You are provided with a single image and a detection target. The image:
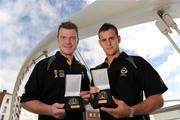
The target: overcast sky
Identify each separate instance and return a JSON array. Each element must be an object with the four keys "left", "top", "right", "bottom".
[
  {"left": 0, "top": 0, "right": 94, "bottom": 92},
  {"left": 0, "top": 0, "right": 180, "bottom": 103}
]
